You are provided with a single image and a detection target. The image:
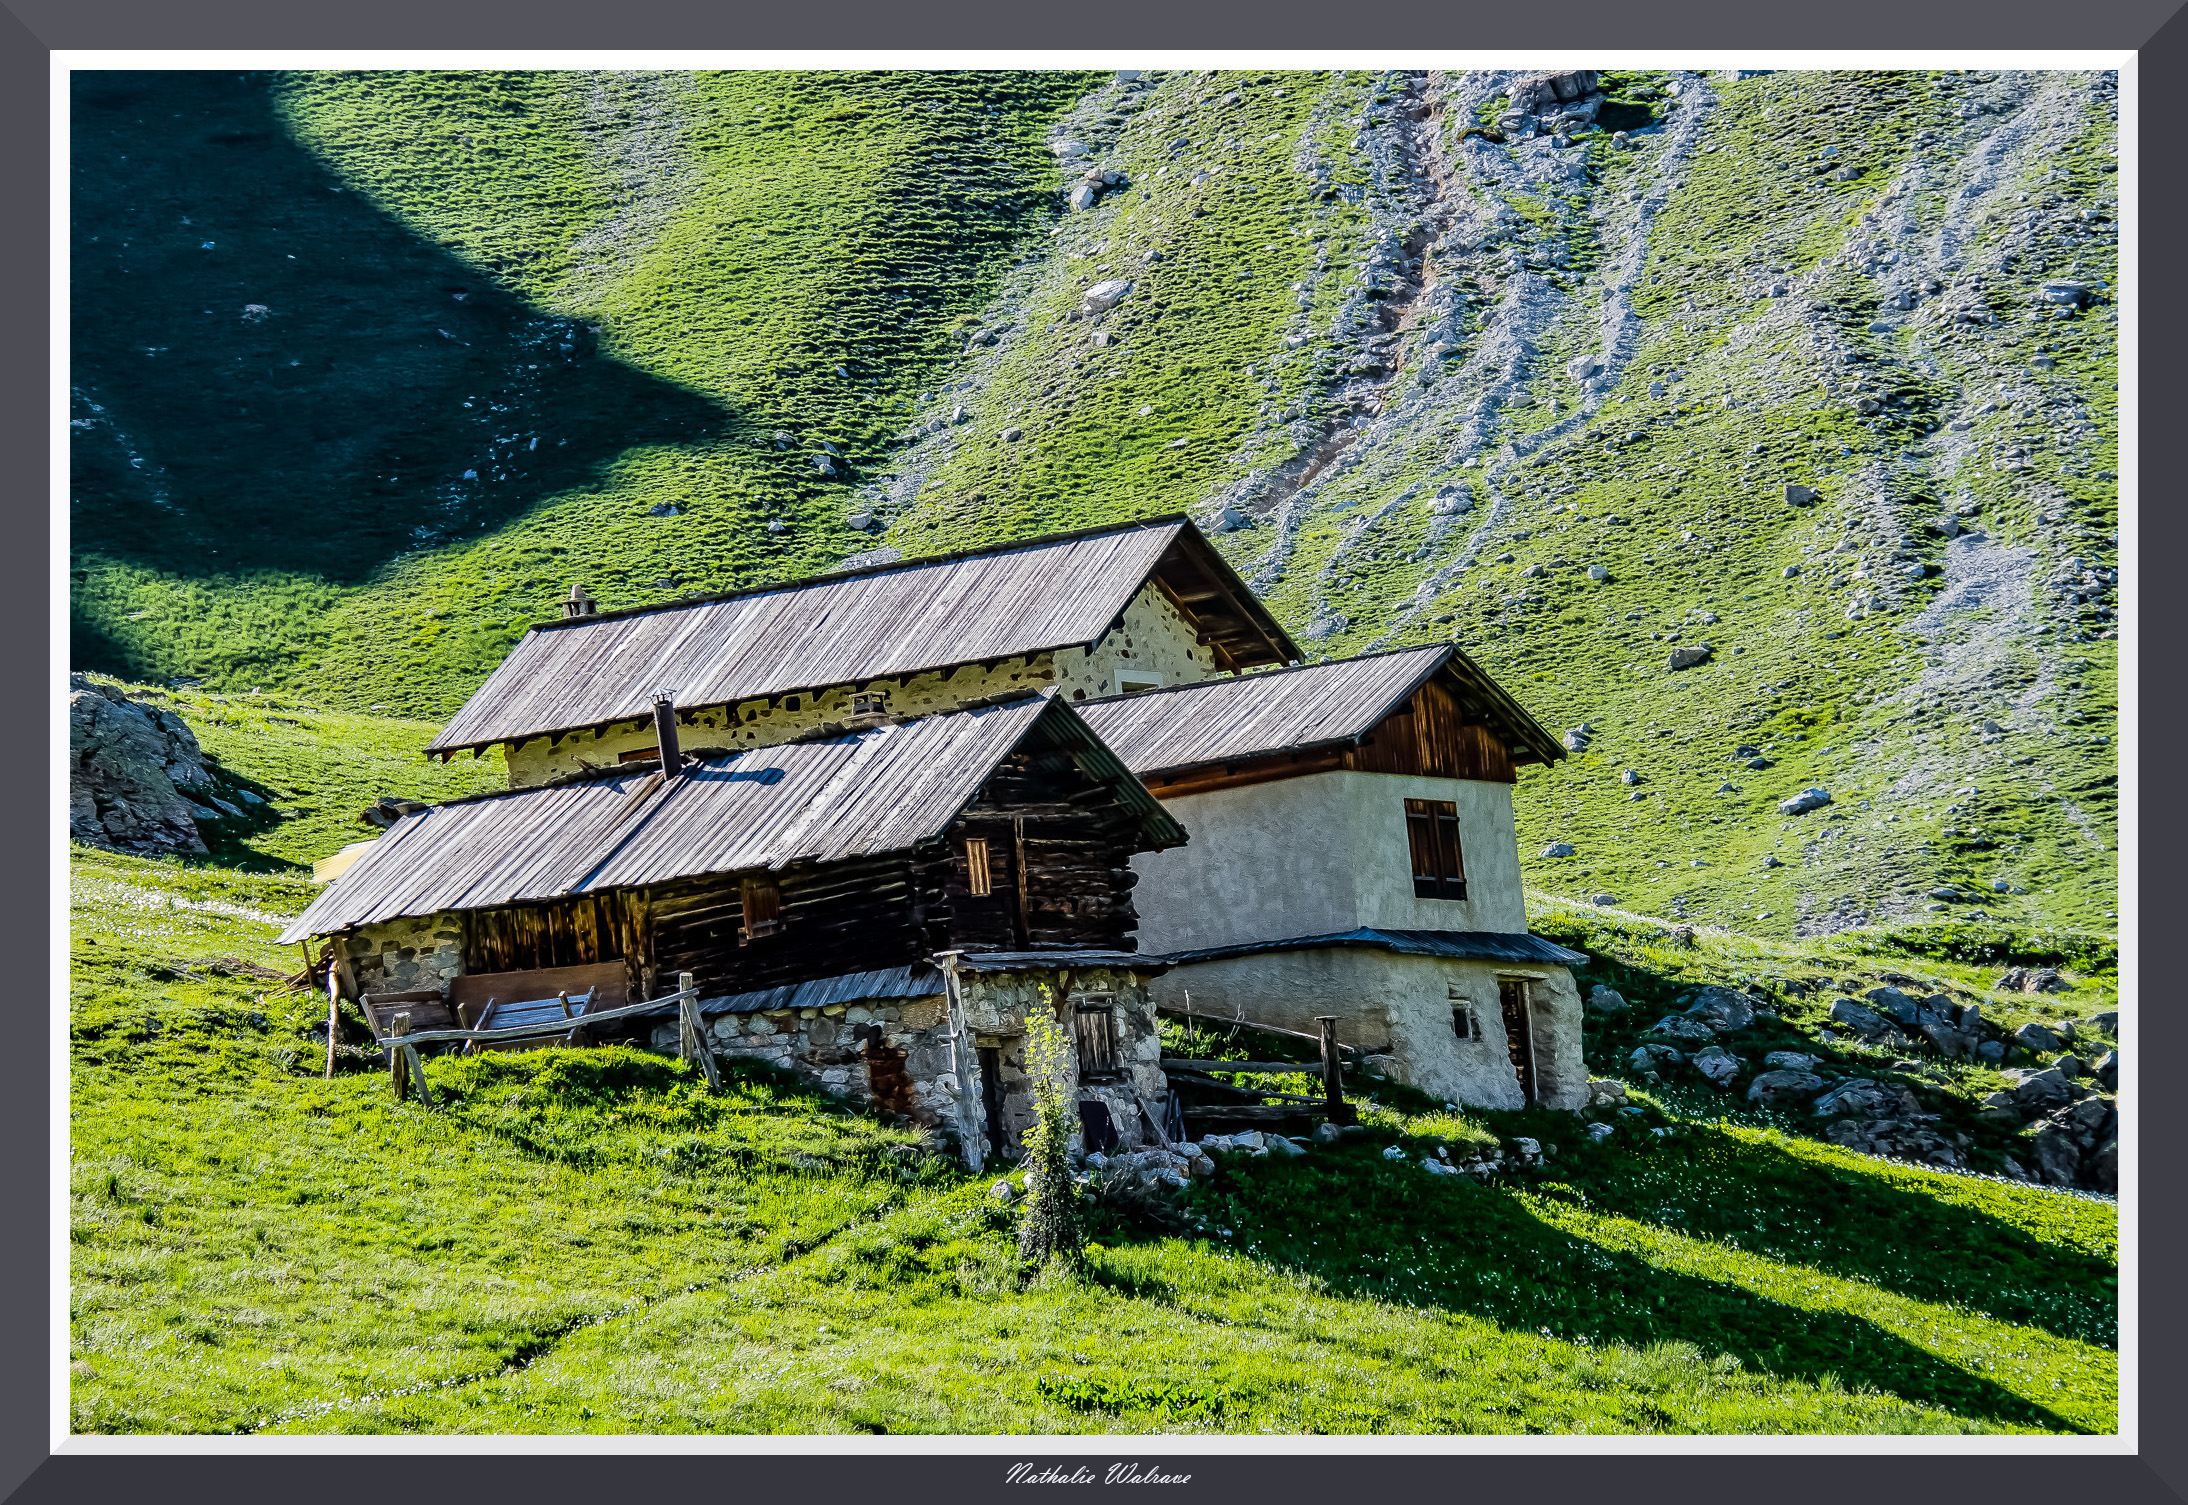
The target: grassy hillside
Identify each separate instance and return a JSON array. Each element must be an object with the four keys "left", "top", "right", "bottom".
[
  {"left": 68, "top": 66, "right": 2118, "bottom": 941},
  {"left": 69, "top": 842, "right": 2114, "bottom": 1434}
]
